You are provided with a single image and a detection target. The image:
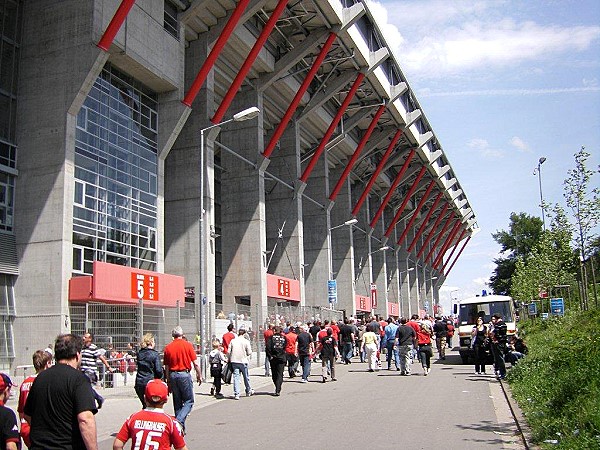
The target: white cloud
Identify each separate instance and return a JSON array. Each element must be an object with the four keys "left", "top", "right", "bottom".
[
  {"left": 366, "top": 0, "right": 600, "bottom": 79},
  {"left": 510, "top": 136, "right": 530, "bottom": 152},
  {"left": 472, "top": 277, "right": 490, "bottom": 287},
  {"left": 467, "top": 138, "right": 503, "bottom": 159}
]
